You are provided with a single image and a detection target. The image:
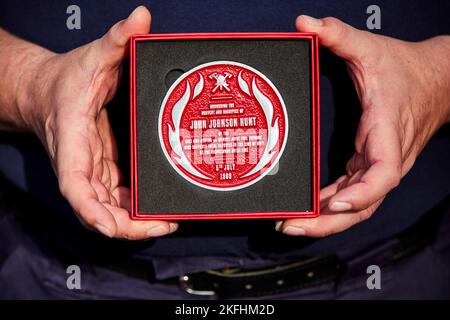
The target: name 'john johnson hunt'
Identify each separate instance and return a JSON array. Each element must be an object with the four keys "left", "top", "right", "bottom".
[{"left": 189, "top": 116, "right": 257, "bottom": 130}]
